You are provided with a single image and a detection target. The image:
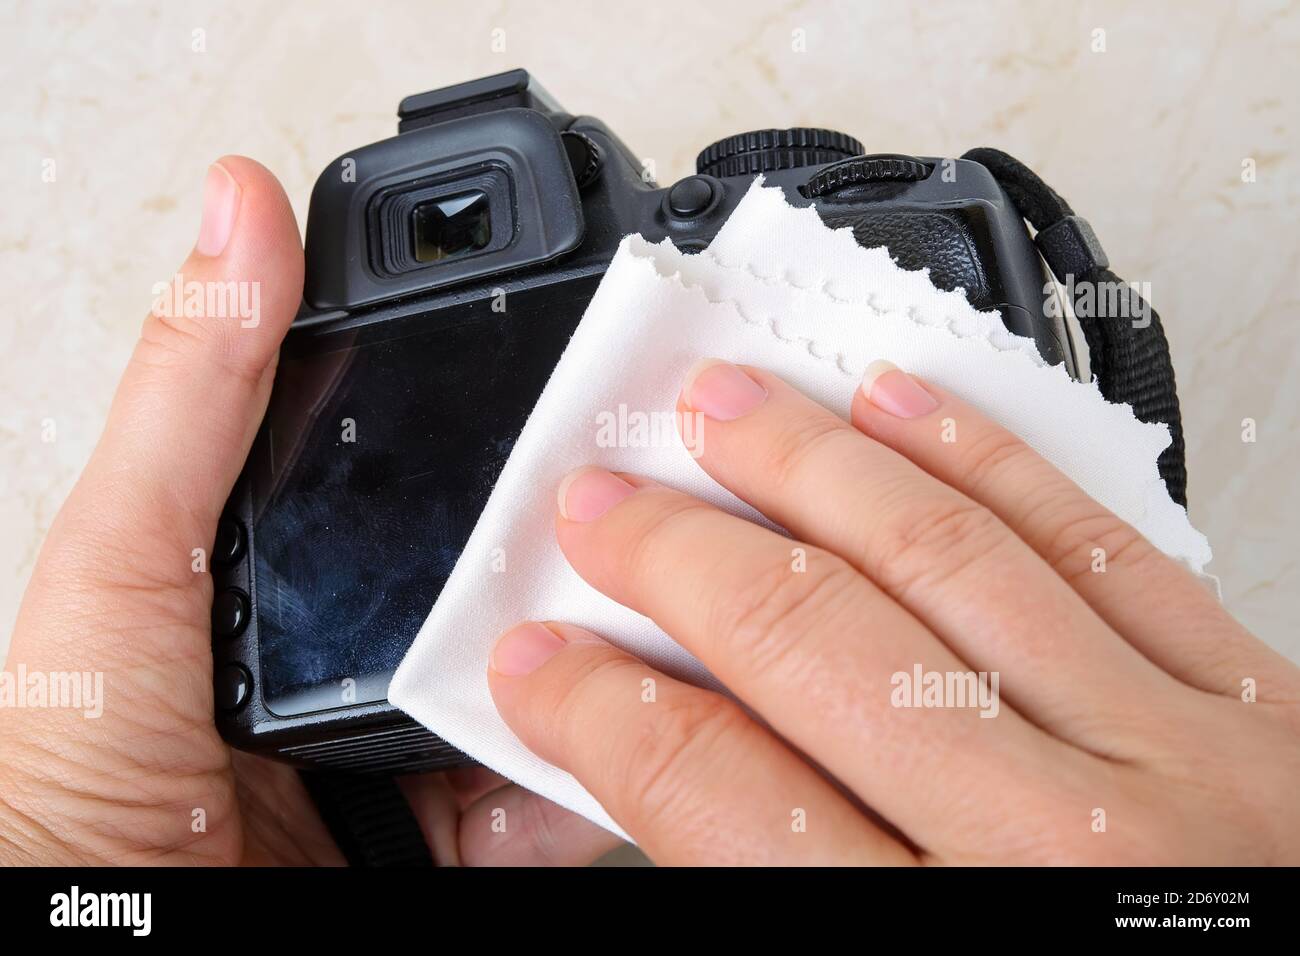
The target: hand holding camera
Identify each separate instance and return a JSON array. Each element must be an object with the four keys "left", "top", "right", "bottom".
[
  {"left": 0, "top": 156, "right": 618, "bottom": 867},
  {"left": 1, "top": 73, "right": 1294, "bottom": 867}
]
